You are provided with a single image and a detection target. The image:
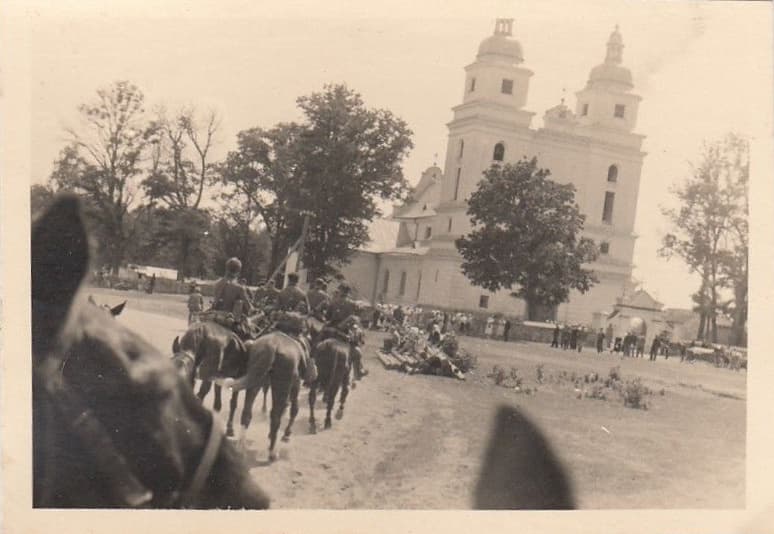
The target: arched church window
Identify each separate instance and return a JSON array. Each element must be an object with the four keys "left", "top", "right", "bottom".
[
  {"left": 470, "top": 78, "right": 476, "bottom": 92},
  {"left": 607, "top": 164, "right": 618, "bottom": 182},
  {"left": 458, "top": 139, "right": 464, "bottom": 159},
  {"left": 493, "top": 143, "right": 505, "bottom": 162}
]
